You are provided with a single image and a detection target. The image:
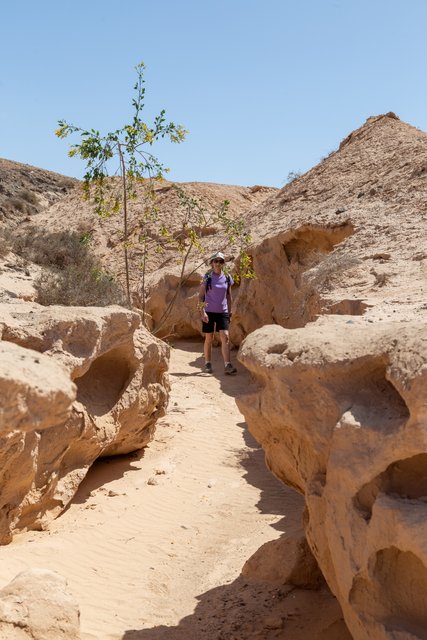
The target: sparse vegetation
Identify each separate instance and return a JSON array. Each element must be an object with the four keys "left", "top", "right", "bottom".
[
  {"left": 3, "top": 190, "right": 40, "bottom": 216},
  {"left": 56, "top": 62, "right": 254, "bottom": 326},
  {"left": 303, "top": 250, "right": 361, "bottom": 290},
  {"left": 10, "top": 226, "right": 126, "bottom": 306},
  {"left": 285, "top": 170, "right": 302, "bottom": 185},
  {"left": 35, "top": 263, "right": 126, "bottom": 307},
  {"left": 0, "top": 234, "right": 9, "bottom": 259},
  {"left": 6, "top": 197, "right": 27, "bottom": 213},
  {"left": 20, "top": 189, "right": 39, "bottom": 206}
]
